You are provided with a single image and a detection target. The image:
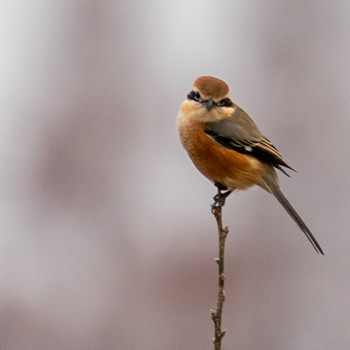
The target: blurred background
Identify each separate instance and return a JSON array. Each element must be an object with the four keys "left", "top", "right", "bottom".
[{"left": 1, "top": 1, "right": 349, "bottom": 349}]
